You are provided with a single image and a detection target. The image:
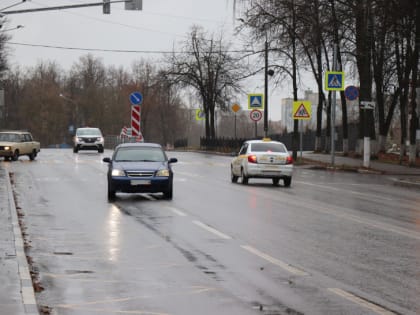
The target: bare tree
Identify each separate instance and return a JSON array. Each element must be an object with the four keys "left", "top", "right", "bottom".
[
  {"left": 167, "top": 25, "right": 244, "bottom": 139},
  {"left": 6, "top": 62, "right": 65, "bottom": 144},
  {"left": 68, "top": 54, "right": 107, "bottom": 128},
  {"left": 408, "top": 0, "right": 420, "bottom": 165},
  {"left": 0, "top": 19, "right": 11, "bottom": 77},
  {"left": 102, "top": 66, "right": 132, "bottom": 135}
]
